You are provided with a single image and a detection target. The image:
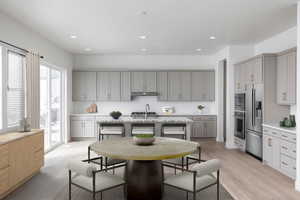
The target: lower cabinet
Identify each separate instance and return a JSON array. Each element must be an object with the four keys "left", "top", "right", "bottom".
[
  {"left": 191, "top": 116, "right": 217, "bottom": 138},
  {"left": 263, "top": 126, "right": 296, "bottom": 179},
  {"left": 71, "top": 117, "right": 96, "bottom": 138},
  {"left": 0, "top": 131, "right": 44, "bottom": 198}
]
